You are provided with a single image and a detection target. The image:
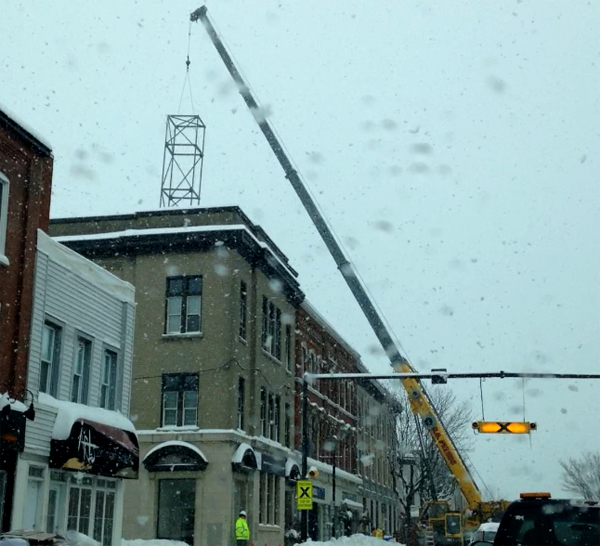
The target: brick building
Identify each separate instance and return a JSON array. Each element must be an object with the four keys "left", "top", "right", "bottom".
[{"left": 0, "top": 108, "right": 53, "bottom": 530}]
